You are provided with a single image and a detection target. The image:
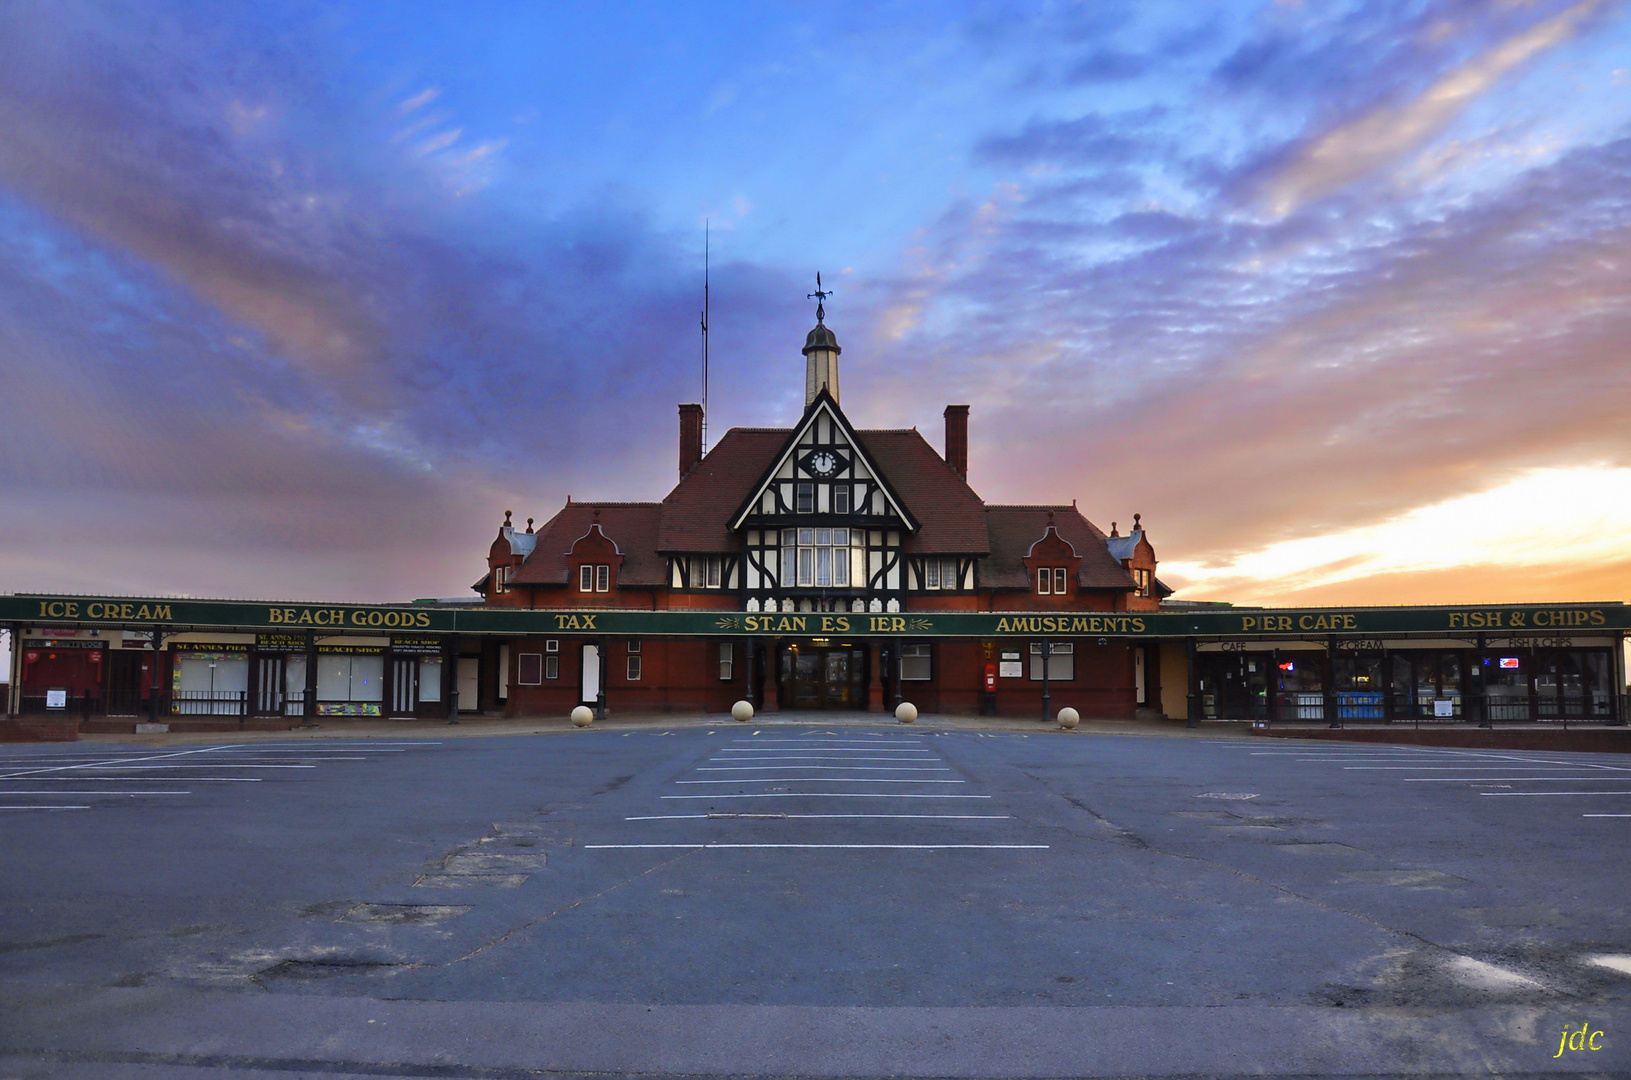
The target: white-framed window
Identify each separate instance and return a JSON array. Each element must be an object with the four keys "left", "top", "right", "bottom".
[
  {"left": 1029, "top": 642, "right": 1074, "bottom": 681},
  {"left": 1037, "top": 567, "right": 1067, "bottom": 595},
  {"left": 626, "top": 650, "right": 642, "bottom": 681},
  {"left": 689, "top": 555, "right": 722, "bottom": 588},
  {"left": 544, "top": 654, "right": 559, "bottom": 680},
  {"left": 580, "top": 564, "right": 594, "bottom": 592},
  {"left": 796, "top": 482, "right": 815, "bottom": 514},
  {"left": 922, "top": 558, "right": 959, "bottom": 590},
  {"left": 545, "top": 639, "right": 559, "bottom": 653},
  {"left": 782, "top": 528, "right": 853, "bottom": 588},
  {"left": 1133, "top": 568, "right": 1152, "bottom": 597},
  {"left": 1054, "top": 567, "right": 1067, "bottom": 594},
  {"left": 494, "top": 564, "right": 514, "bottom": 594},
  {"left": 596, "top": 564, "right": 610, "bottom": 592},
  {"left": 579, "top": 564, "right": 611, "bottom": 591},
  {"left": 900, "top": 643, "right": 932, "bottom": 681},
  {"left": 627, "top": 639, "right": 641, "bottom": 653},
  {"left": 518, "top": 653, "right": 543, "bottom": 686},
  {"left": 833, "top": 485, "right": 851, "bottom": 515},
  {"left": 719, "top": 643, "right": 734, "bottom": 680}
]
